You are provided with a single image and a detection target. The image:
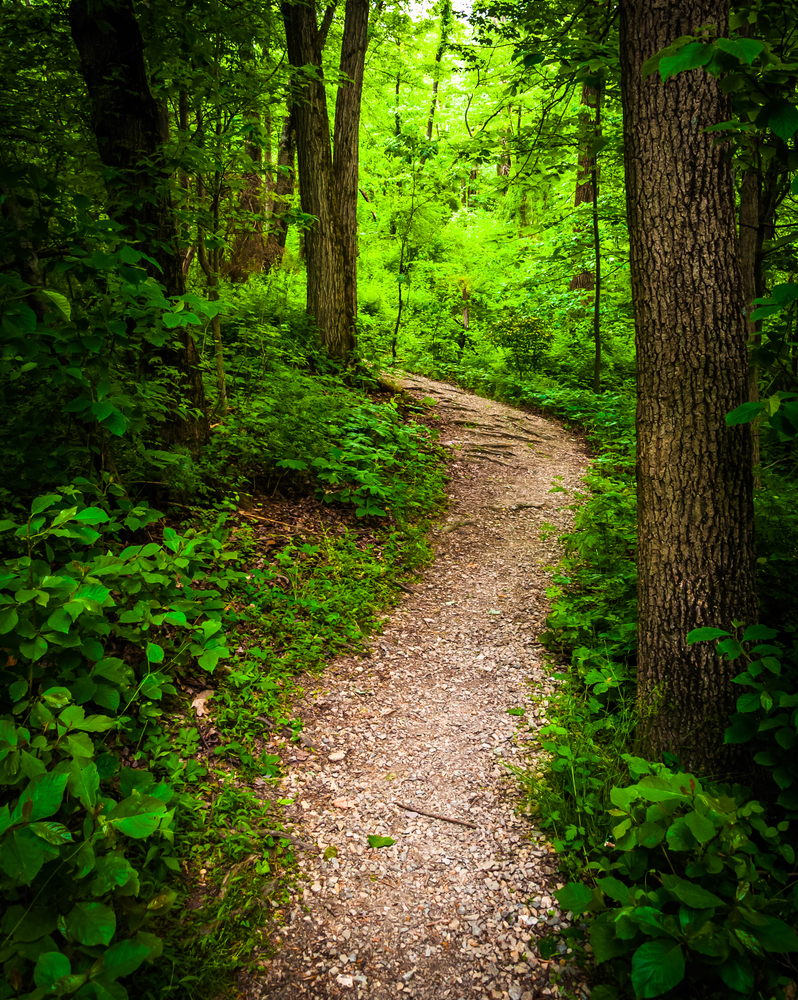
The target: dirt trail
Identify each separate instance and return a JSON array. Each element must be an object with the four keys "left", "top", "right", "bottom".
[{"left": 245, "top": 375, "right": 590, "bottom": 1000}]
